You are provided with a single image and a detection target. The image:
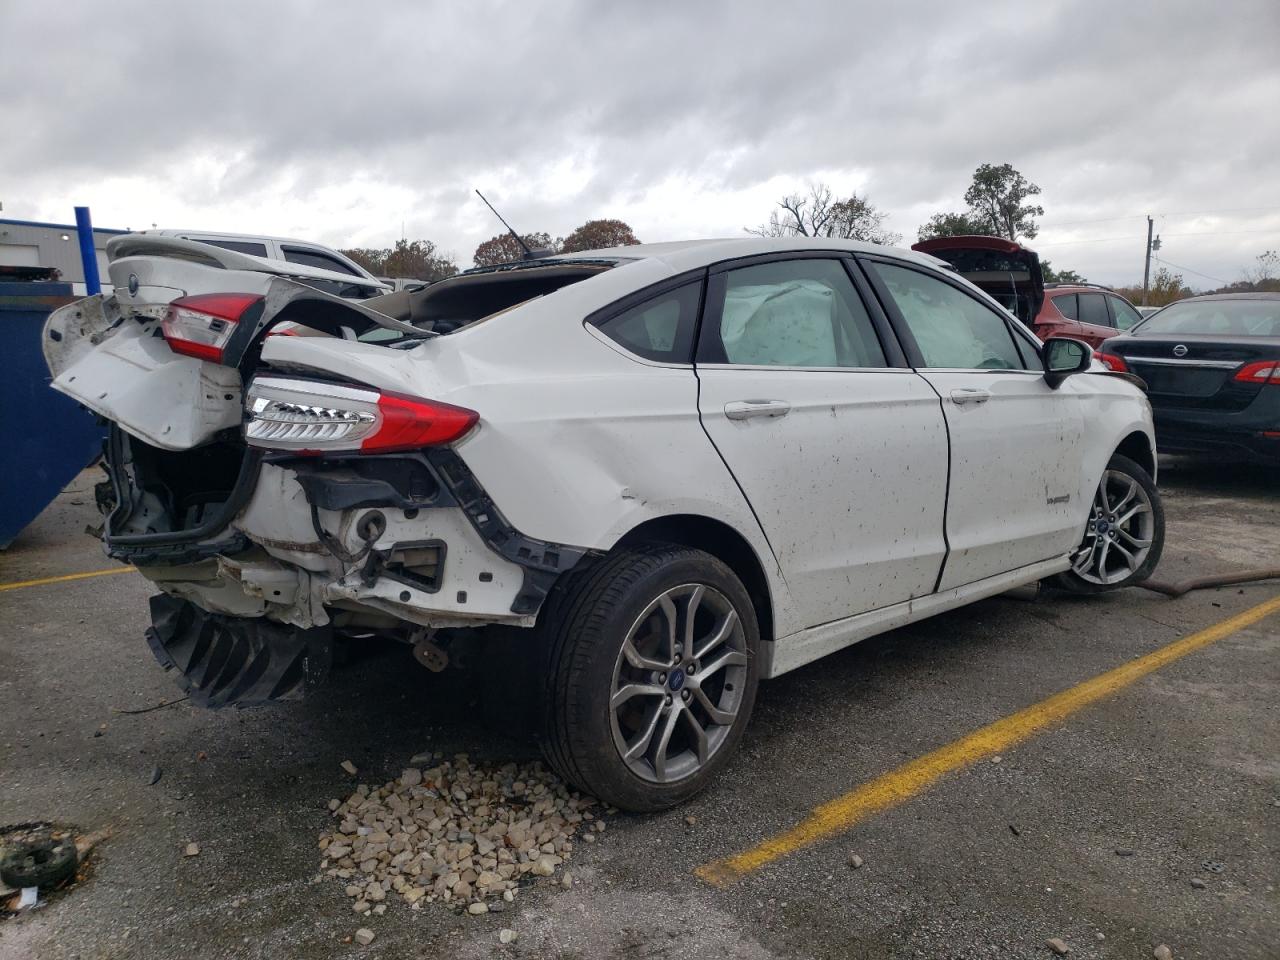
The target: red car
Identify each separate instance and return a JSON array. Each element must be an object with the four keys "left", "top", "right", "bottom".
[{"left": 911, "top": 236, "right": 1143, "bottom": 348}]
